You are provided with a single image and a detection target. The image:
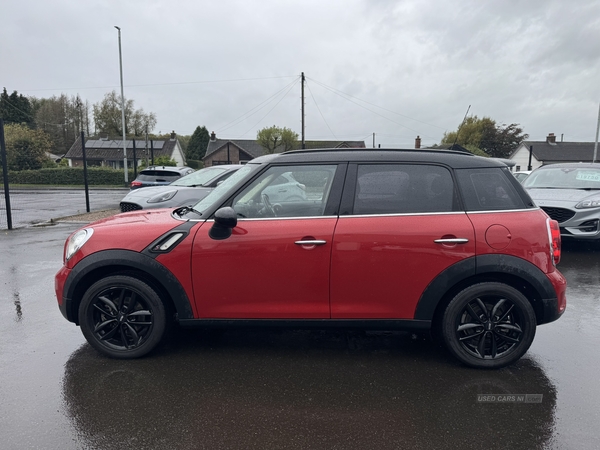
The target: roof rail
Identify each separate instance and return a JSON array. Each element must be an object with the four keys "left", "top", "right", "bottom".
[{"left": 283, "top": 147, "right": 474, "bottom": 156}]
